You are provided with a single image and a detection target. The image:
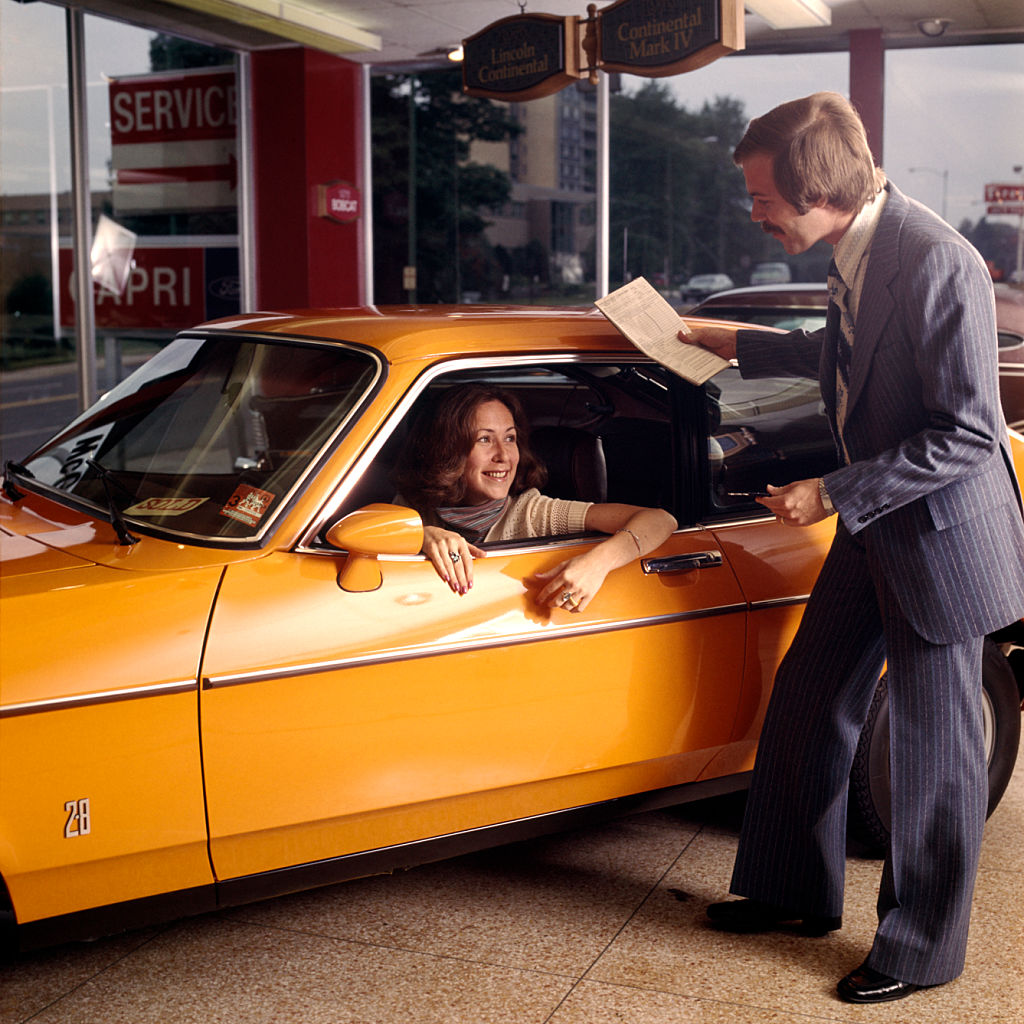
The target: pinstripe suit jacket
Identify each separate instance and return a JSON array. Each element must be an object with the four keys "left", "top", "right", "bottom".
[{"left": 737, "top": 182, "right": 1024, "bottom": 644}]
